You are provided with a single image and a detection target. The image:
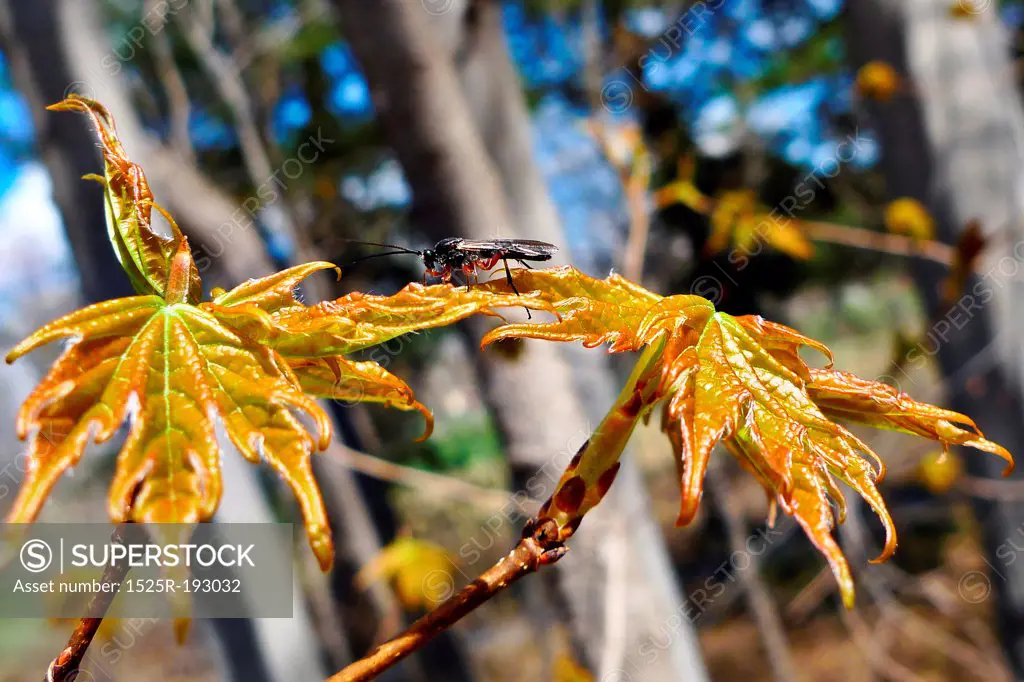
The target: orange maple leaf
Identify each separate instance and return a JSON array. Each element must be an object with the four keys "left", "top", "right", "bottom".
[
  {"left": 482, "top": 266, "right": 1012, "bottom": 605},
  {"left": 48, "top": 96, "right": 202, "bottom": 302},
  {"left": 6, "top": 248, "right": 547, "bottom": 569},
  {"left": 4, "top": 98, "right": 551, "bottom": 570}
]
